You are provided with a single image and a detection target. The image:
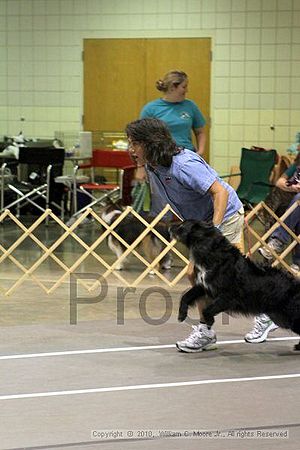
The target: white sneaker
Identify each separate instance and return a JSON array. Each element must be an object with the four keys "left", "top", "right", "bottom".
[
  {"left": 290, "top": 263, "right": 300, "bottom": 274},
  {"left": 244, "top": 314, "right": 279, "bottom": 343},
  {"left": 258, "top": 238, "right": 284, "bottom": 261},
  {"left": 176, "top": 324, "right": 217, "bottom": 353},
  {"left": 160, "top": 254, "right": 172, "bottom": 270}
]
